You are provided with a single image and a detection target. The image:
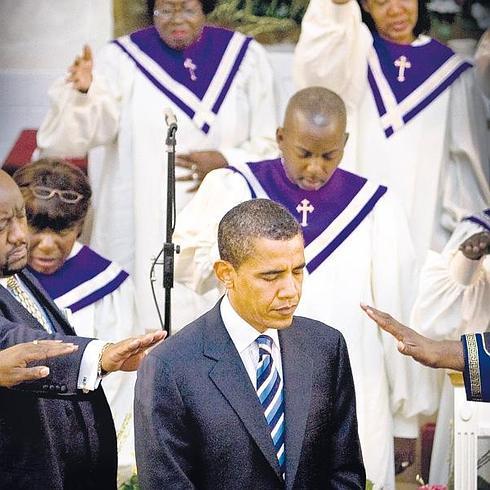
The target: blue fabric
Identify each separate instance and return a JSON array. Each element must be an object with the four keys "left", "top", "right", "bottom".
[{"left": 462, "top": 332, "right": 490, "bottom": 402}]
